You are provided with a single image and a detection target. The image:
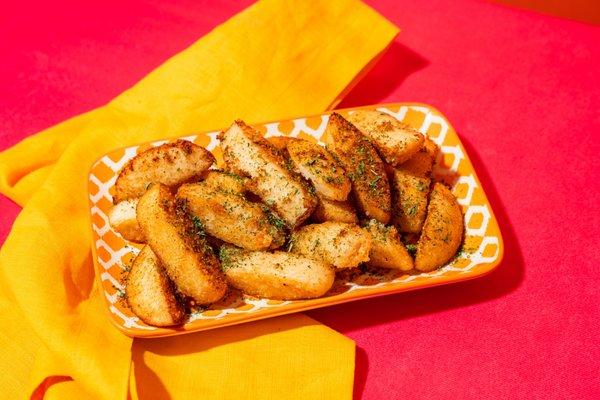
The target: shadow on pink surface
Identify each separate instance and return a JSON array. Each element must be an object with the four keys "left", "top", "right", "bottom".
[{"left": 339, "top": 41, "right": 429, "bottom": 108}]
